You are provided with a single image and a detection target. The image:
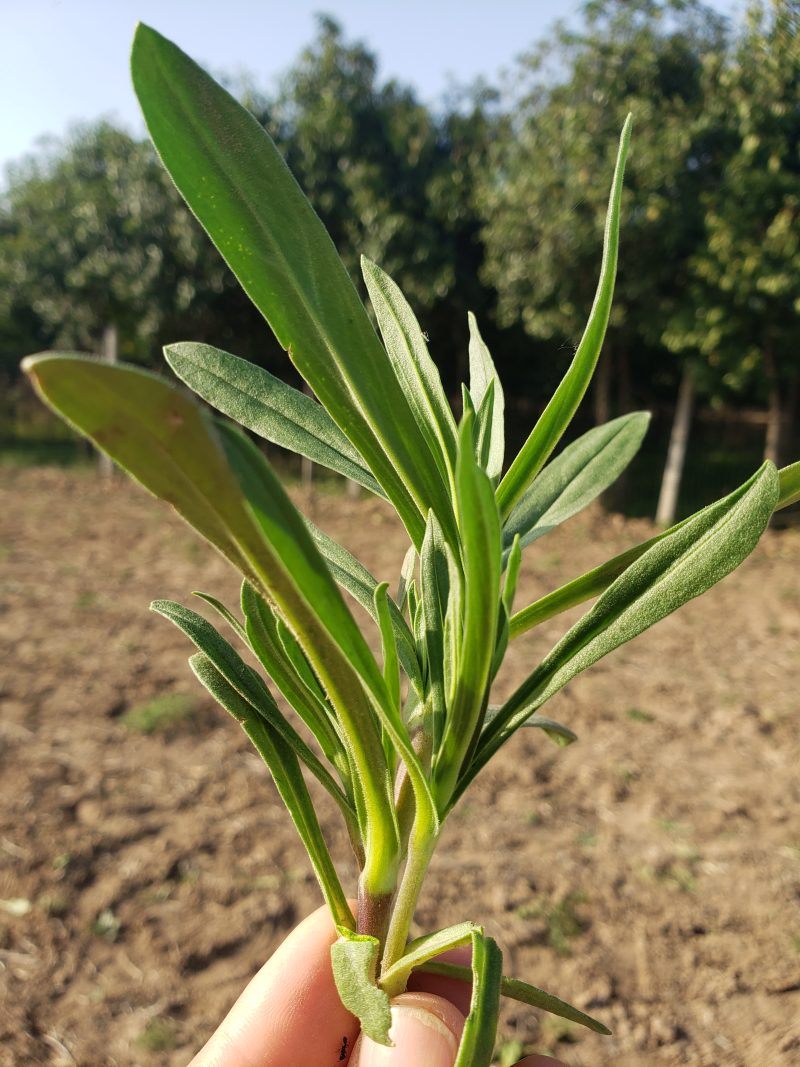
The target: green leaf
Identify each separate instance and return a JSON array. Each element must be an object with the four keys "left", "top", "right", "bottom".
[
  {"left": 453, "top": 930, "right": 503, "bottom": 1067},
  {"left": 473, "top": 378, "right": 497, "bottom": 476},
  {"left": 362, "top": 257, "right": 458, "bottom": 488},
  {"left": 433, "top": 413, "right": 502, "bottom": 808},
  {"left": 211, "top": 423, "right": 400, "bottom": 893},
  {"left": 510, "top": 454, "right": 799, "bottom": 641},
  {"left": 132, "top": 23, "right": 454, "bottom": 549},
  {"left": 239, "top": 582, "right": 346, "bottom": 771},
  {"left": 470, "top": 462, "right": 779, "bottom": 789},
  {"left": 307, "top": 520, "right": 422, "bottom": 696},
  {"left": 503, "top": 412, "right": 650, "bottom": 558},
  {"left": 417, "top": 962, "right": 610, "bottom": 1036},
  {"left": 468, "top": 312, "right": 504, "bottom": 481},
  {"left": 778, "top": 460, "right": 800, "bottom": 510},
  {"left": 331, "top": 927, "right": 393, "bottom": 1045},
  {"left": 151, "top": 599, "right": 351, "bottom": 812},
  {"left": 191, "top": 590, "right": 249, "bottom": 645},
  {"left": 190, "top": 652, "right": 353, "bottom": 929},
  {"left": 420, "top": 511, "right": 451, "bottom": 750},
  {"left": 396, "top": 544, "right": 417, "bottom": 611},
  {"left": 502, "top": 535, "right": 522, "bottom": 617},
  {"left": 484, "top": 707, "right": 577, "bottom": 748},
  {"left": 165, "top": 342, "right": 384, "bottom": 496},
  {"left": 380, "top": 921, "right": 478, "bottom": 999},
  {"left": 496, "top": 115, "right": 632, "bottom": 519},
  {"left": 374, "top": 583, "right": 401, "bottom": 713},
  {"left": 22, "top": 355, "right": 259, "bottom": 580}
]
